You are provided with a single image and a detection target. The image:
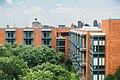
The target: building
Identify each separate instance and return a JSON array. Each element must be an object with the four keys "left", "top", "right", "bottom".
[
  {"left": 32, "top": 18, "right": 41, "bottom": 28},
  {"left": 71, "top": 23, "right": 77, "bottom": 28},
  {"left": 93, "top": 20, "right": 98, "bottom": 27},
  {"left": 78, "top": 21, "right": 84, "bottom": 28},
  {"left": 69, "top": 19, "right": 120, "bottom": 80},
  {"left": 0, "top": 19, "right": 120, "bottom": 80},
  {"left": 0, "top": 27, "right": 71, "bottom": 58},
  {"left": 58, "top": 25, "right": 66, "bottom": 28}
]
